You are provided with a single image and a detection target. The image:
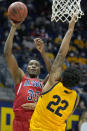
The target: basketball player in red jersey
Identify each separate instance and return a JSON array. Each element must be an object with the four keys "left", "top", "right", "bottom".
[{"left": 4, "top": 22, "right": 51, "bottom": 131}]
